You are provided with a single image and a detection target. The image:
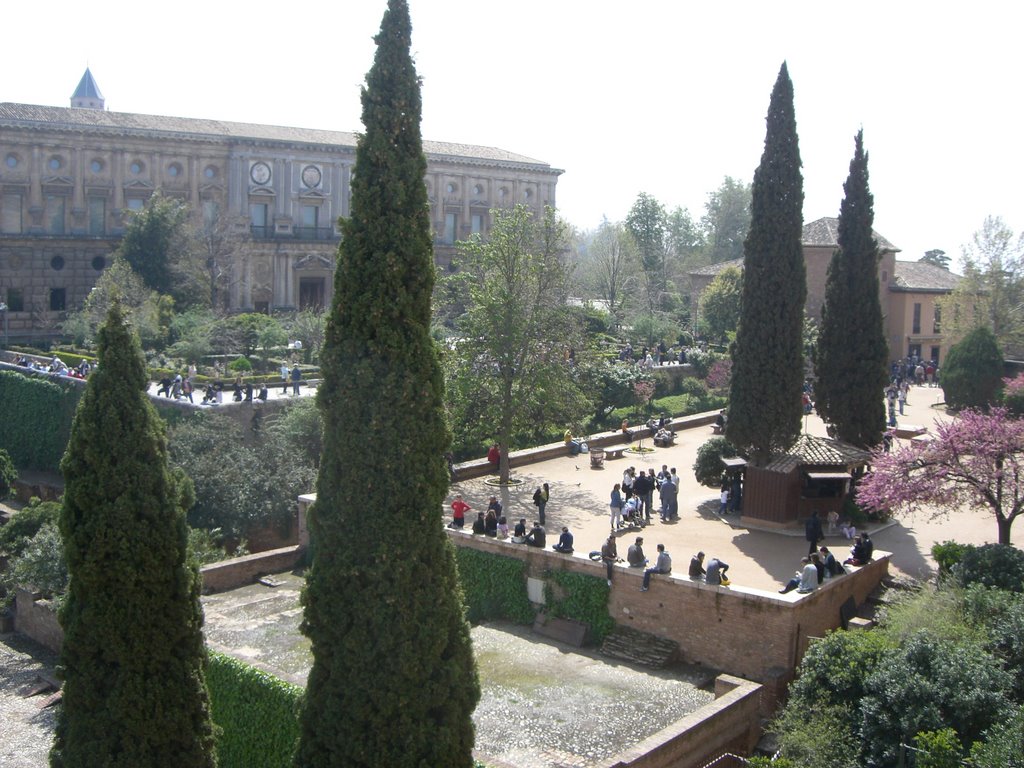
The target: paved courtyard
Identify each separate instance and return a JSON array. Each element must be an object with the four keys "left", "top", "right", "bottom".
[{"left": 451, "top": 385, "right": 999, "bottom": 593}]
